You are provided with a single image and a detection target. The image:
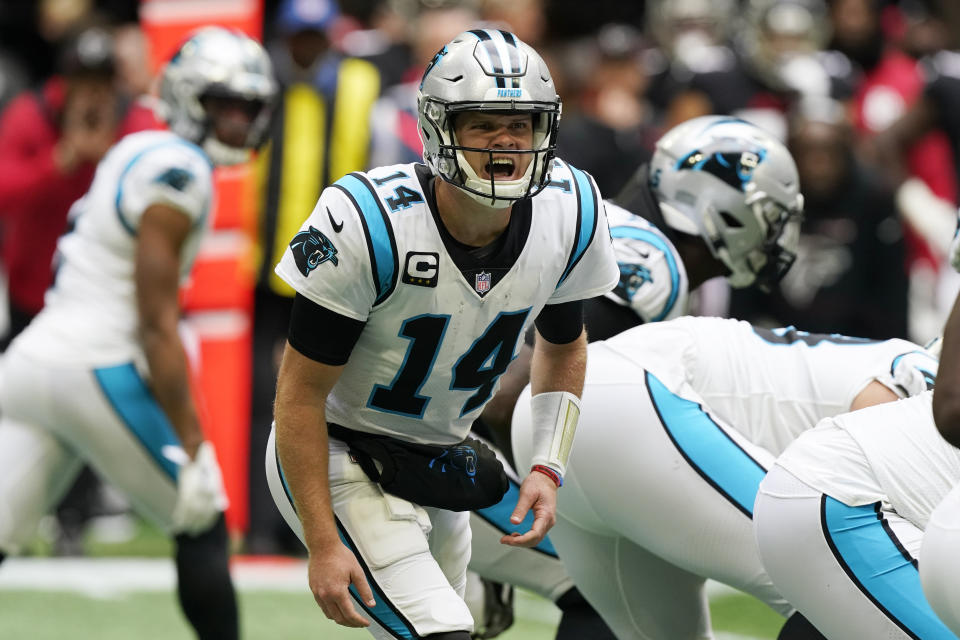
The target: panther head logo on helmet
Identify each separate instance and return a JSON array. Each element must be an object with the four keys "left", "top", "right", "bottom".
[{"left": 649, "top": 116, "right": 804, "bottom": 290}]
